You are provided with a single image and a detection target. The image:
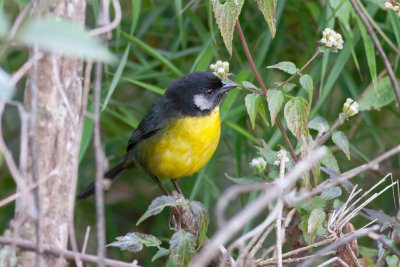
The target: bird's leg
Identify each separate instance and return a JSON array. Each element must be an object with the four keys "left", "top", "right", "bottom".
[
  {"left": 150, "top": 175, "right": 170, "bottom": 196},
  {"left": 171, "top": 179, "right": 183, "bottom": 196}
]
